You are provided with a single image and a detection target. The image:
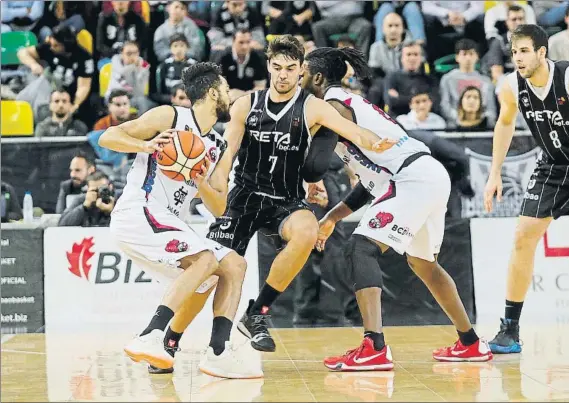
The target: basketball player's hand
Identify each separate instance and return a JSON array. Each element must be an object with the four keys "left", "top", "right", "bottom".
[
  {"left": 96, "top": 196, "right": 115, "bottom": 214},
  {"left": 483, "top": 174, "right": 503, "bottom": 213},
  {"left": 307, "top": 181, "right": 329, "bottom": 208},
  {"left": 142, "top": 129, "right": 177, "bottom": 153},
  {"left": 316, "top": 217, "right": 336, "bottom": 252},
  {"left": 194, "top": 157, "right": 212, "bottom": 188},
  {"left": 372, "top": 138, "right": 398, "bottom": 153}
]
